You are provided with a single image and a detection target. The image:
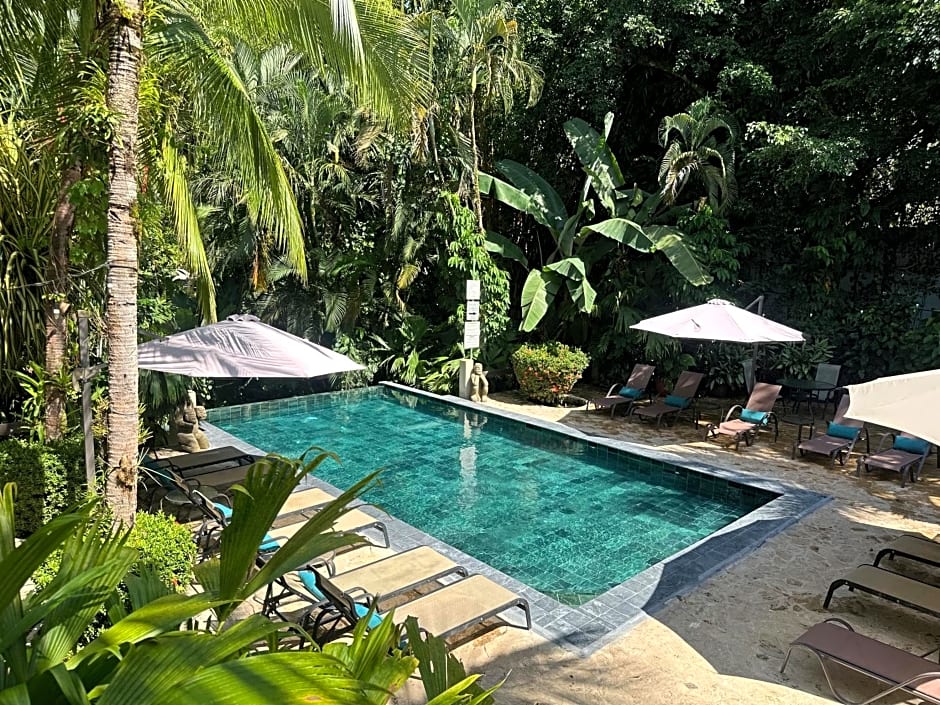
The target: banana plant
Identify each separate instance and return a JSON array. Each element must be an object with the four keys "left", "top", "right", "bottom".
[
  {"left": 0, "top": 452, "right": 497, "bottom": 704},
  {"left": 480, "top": 112, "right": 711, "bottom": 332}
]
